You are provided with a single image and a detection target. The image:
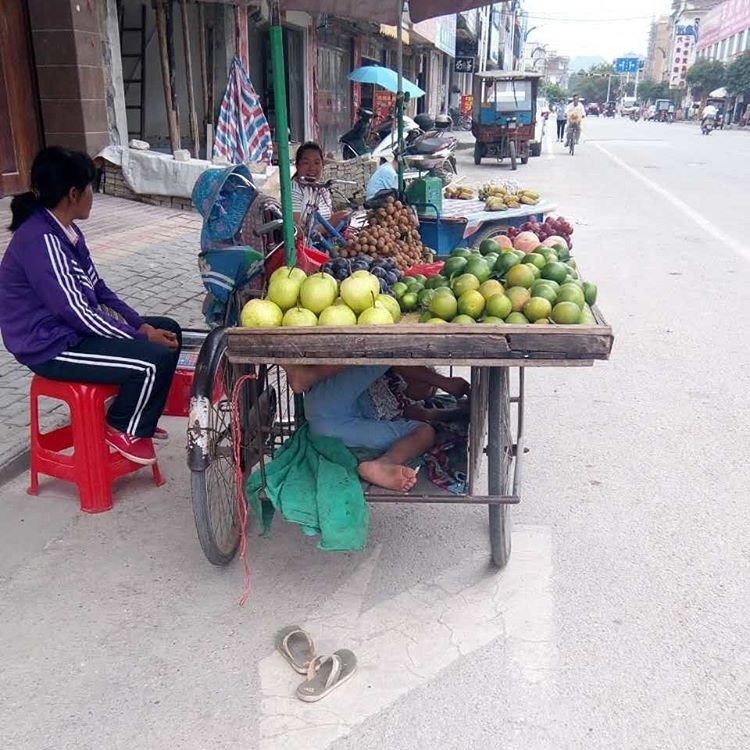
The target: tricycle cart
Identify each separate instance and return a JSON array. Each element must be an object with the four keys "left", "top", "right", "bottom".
[
  {"left": 187, "top": 320, "right": 613, "bottom": 569},
  {"left": 472, "top": 71, "right": 542, "bottom": 169},
  {"left": 417, "top": 197, "right": 556, "bottom": 254}
]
